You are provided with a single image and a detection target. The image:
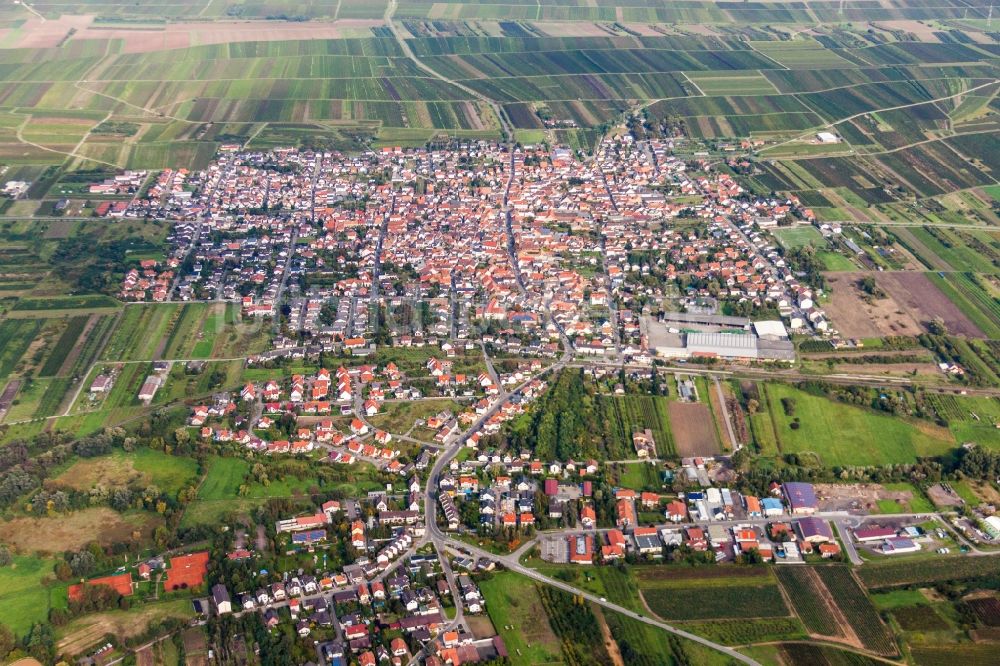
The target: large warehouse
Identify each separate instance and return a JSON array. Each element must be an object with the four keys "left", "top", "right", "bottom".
[
  {"left": 644, "top": 317, "right": 795, "bottom": 362},
  {"left": 686, "top": 332, "right": 757, "bottom": 358}
]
